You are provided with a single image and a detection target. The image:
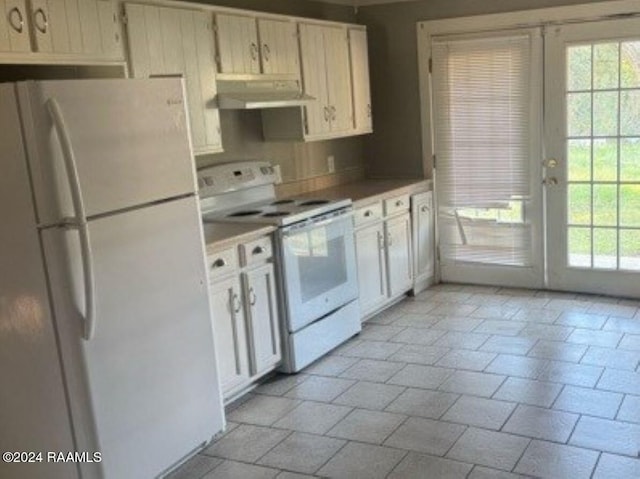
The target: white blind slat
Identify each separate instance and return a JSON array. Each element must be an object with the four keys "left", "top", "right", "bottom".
[{"left": 432, "top": 32, "right": 536, "bottom": 267}]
